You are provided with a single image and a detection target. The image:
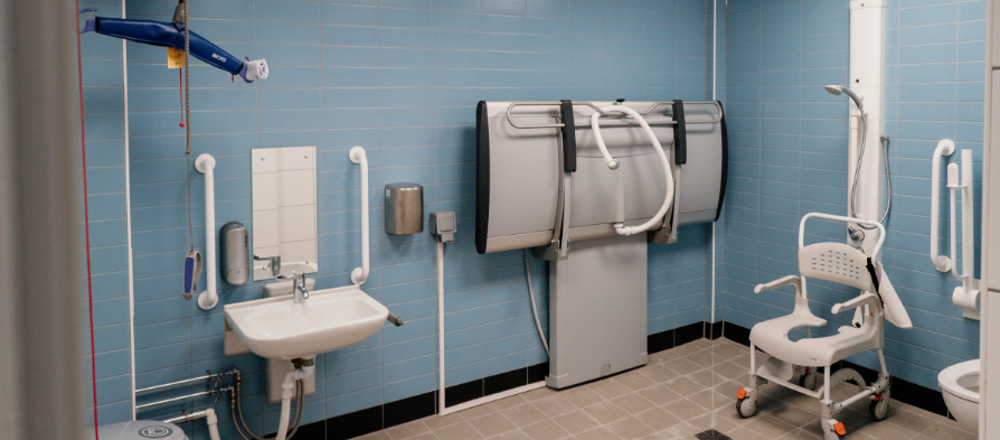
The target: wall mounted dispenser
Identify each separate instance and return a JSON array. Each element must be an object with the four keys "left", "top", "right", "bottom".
[
  {"left": 385, "top": 182, "right": 424, "bottom": 235},
  {"left": 220, "top": 221, "right": 249, "bottom": 285}
]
